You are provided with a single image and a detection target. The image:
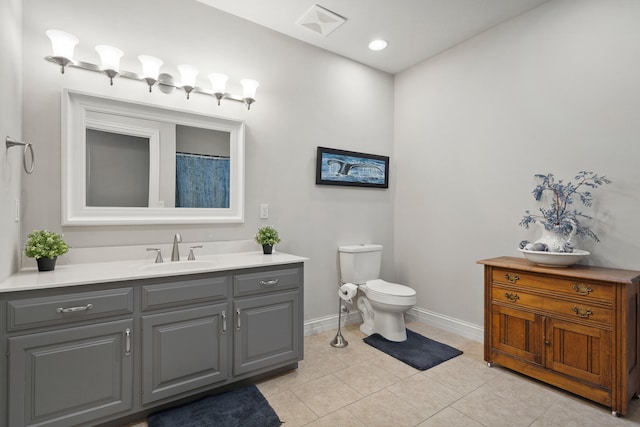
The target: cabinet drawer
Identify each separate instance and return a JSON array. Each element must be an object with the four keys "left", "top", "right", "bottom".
[
  {"left": 542, "top": 298, "right": 613, "bottom": 326},
  {"left": 493, "top": 269, "right": 614, "bottom": 302},
  {"left": 7, "top": 288, "right": 133, "bottom": 331},
  {"left": 234, "top": 268, "right": 300, "bottom": 297},
  {"left": 142, "top": 275, "right": 229, "bottom": 311},
  {"left": 491, "top": 284, "right": 543, "bottom": 311}
]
